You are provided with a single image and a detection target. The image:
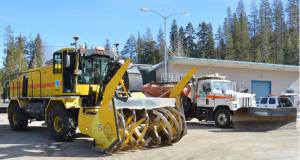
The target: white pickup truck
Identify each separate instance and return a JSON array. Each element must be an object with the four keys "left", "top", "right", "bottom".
[{"left": 183, "top": 73, "right": 256, "bottom": 128}]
